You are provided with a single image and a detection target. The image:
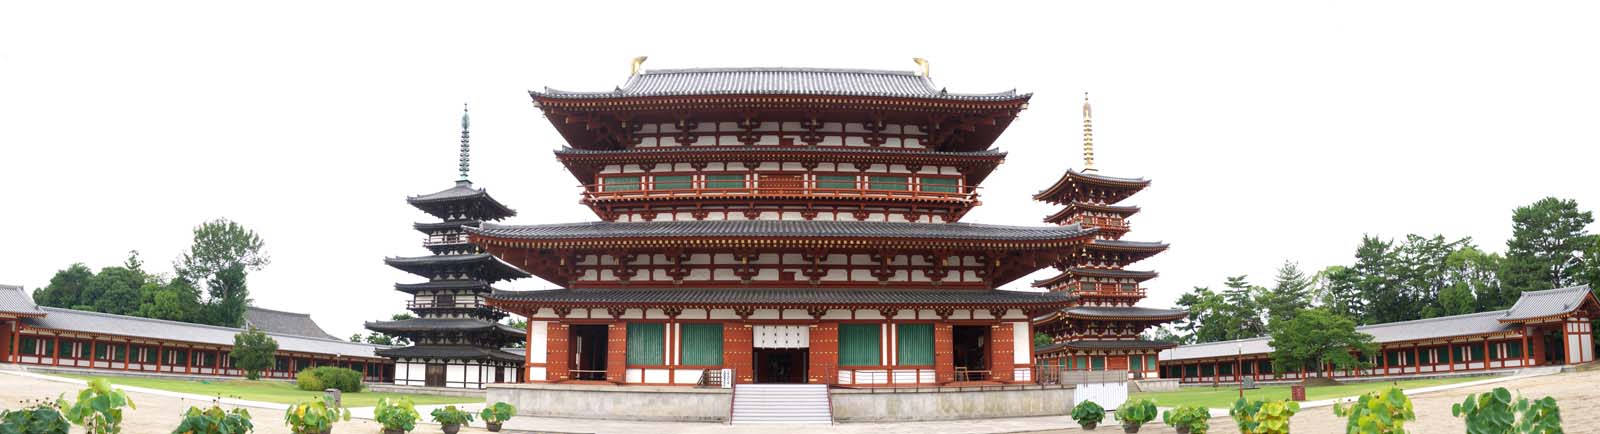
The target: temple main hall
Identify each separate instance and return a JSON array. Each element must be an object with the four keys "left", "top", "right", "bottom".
[{"left": 476, "top": 59, "right": 1168, "bottom": 388}]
